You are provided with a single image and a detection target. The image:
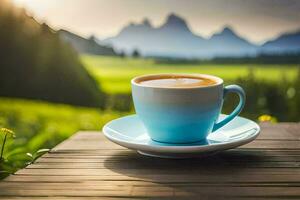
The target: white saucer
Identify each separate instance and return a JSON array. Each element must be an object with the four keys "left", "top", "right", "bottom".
[{"left": 103, "top": 114, "right": 260, "bottom": 158}]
